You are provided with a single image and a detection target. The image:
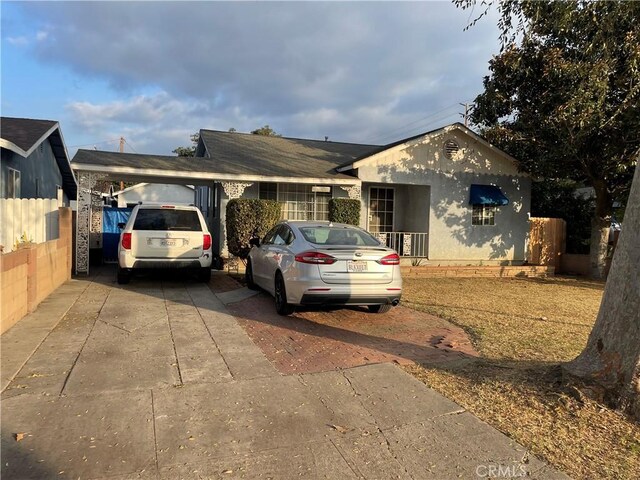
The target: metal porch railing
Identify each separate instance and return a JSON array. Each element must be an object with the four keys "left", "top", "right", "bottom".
[{"left": 375, "top": 232, "right": 428, "bottom": 257}]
